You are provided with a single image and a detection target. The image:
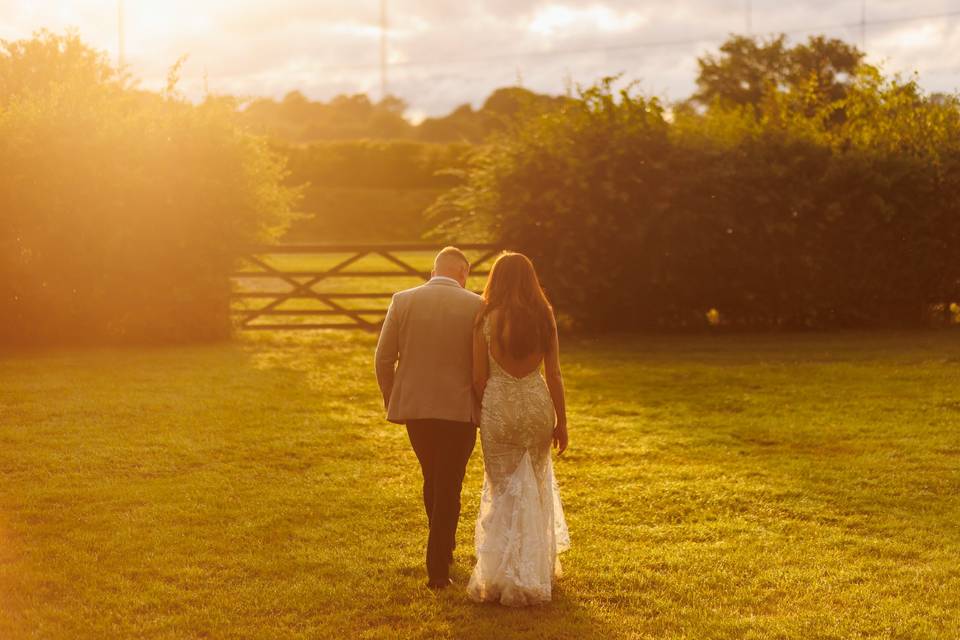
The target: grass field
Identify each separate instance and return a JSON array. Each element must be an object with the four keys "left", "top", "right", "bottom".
[{"left": 2, "top": 328, "right": 960, "bottom": 639}]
